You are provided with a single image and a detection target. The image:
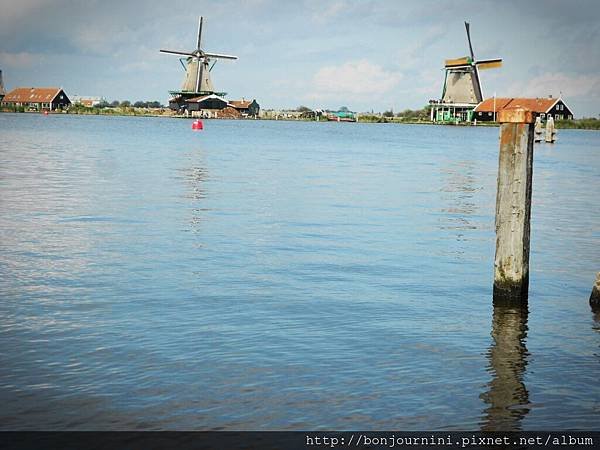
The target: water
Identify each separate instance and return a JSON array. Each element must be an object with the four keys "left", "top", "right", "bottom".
[{"left": 0, "top": 113, "right": 598, "bottom": 431}]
